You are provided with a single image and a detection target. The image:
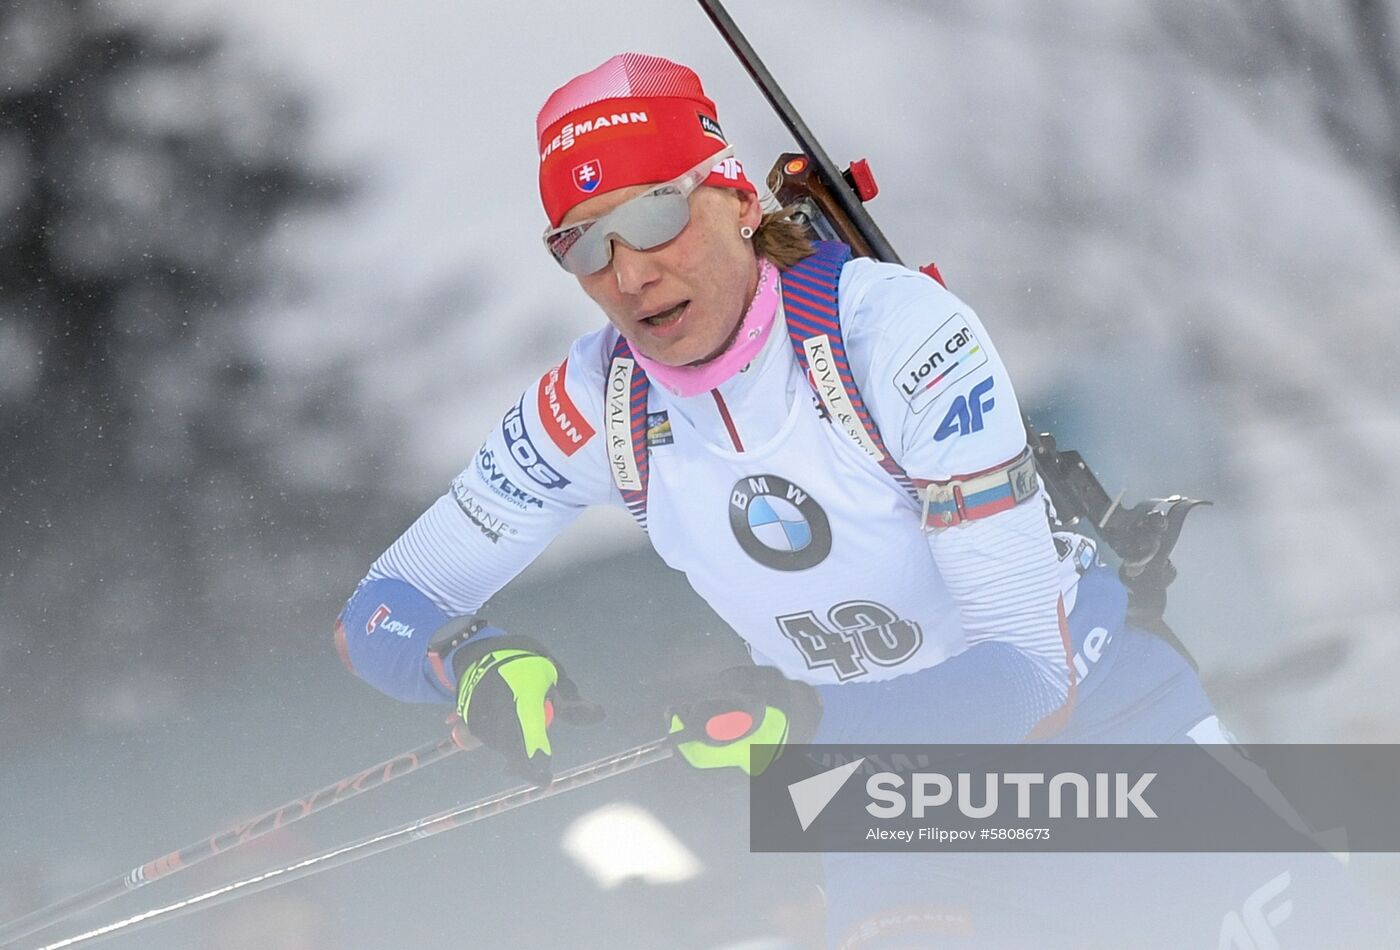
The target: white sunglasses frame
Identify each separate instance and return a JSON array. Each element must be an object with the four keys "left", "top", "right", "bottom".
[{"left": 543, "top": 147, "right": 739, "bottom": 275}]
